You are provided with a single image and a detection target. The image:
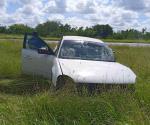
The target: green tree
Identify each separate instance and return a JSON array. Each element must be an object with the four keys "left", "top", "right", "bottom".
[
  {"left": 8, "top": 24, "right": 34, "bottom": 34},
  {"left": 93, "top": 24, "right": 113, "bottom": 38},
  {"left": 0, "top": 25, "right": 7, "bottom": 33},
  {"left": 35, "top": 21, "right": 61, "bottom": 36}
]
